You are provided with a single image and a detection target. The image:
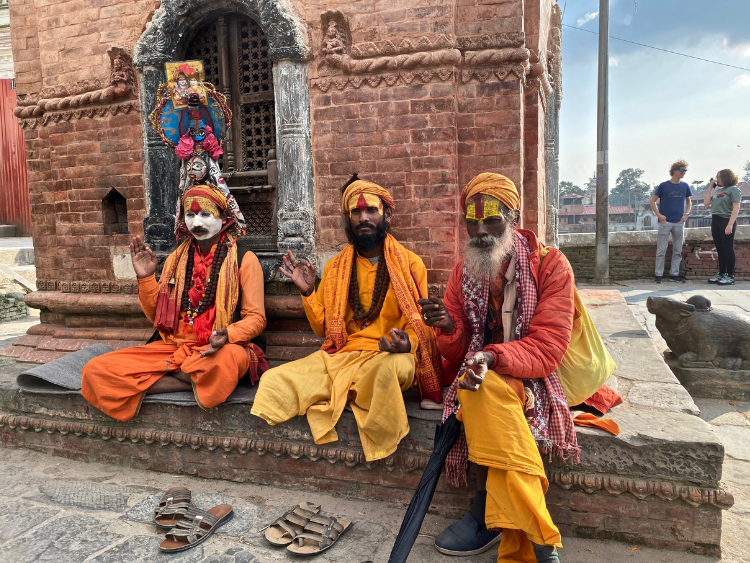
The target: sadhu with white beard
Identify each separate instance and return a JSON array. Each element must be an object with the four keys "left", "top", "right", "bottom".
[
  {"left": 419, "top": 173, "right": 576, "bottom": 563},
  {"left": 82, "top": 184, "right": 267, "bottom": 422}
]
